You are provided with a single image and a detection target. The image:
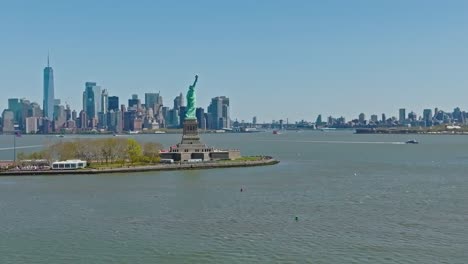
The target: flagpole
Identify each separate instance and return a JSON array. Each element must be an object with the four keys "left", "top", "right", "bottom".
[{"left": 13, "top": 133, "right": 16, "bottom": 164}]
